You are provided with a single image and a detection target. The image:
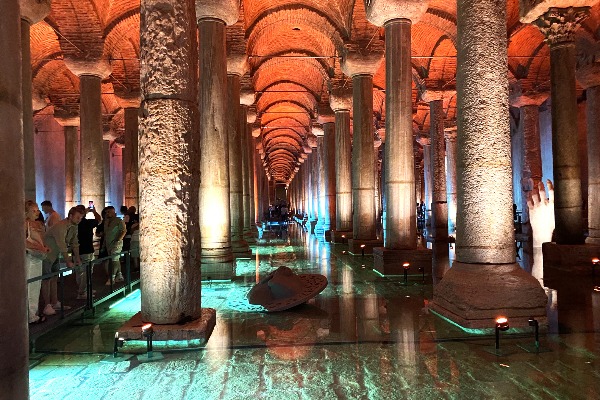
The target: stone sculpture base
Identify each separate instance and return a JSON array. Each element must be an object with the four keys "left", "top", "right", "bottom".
[
  {"left": 348, "top": 239, "right": 383, "bottom": 255},
  {"left": 373, "top": 247, "right": 433, "bottom": 275},
  {"left": 117, "top": 308, "right": 216, "bottom": 343},
  {"left": 542, "top": 242, "right": 600, "bottom": 274},
  {"left": 431, "top": 262, "right": 547, "bottom": 329}
]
